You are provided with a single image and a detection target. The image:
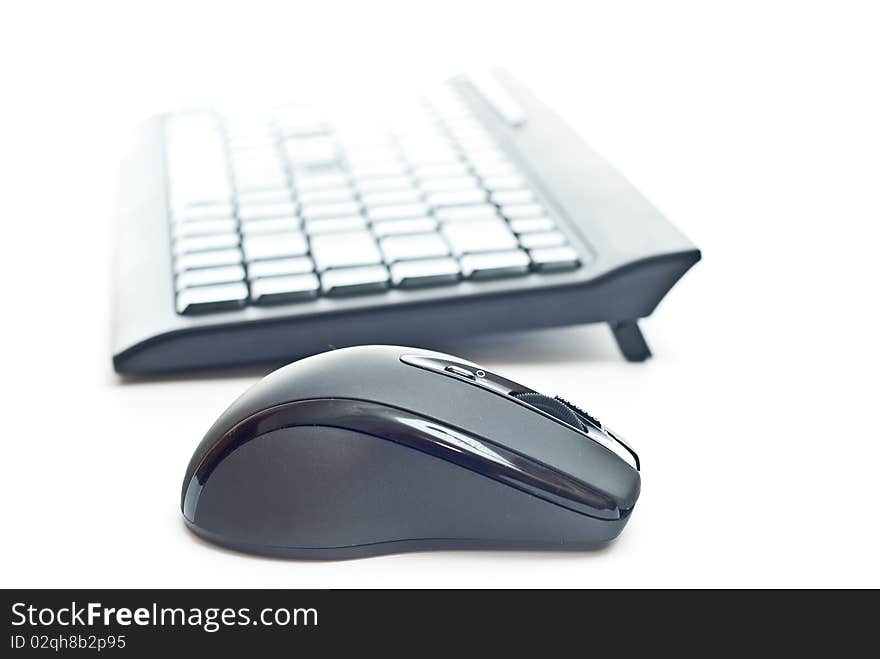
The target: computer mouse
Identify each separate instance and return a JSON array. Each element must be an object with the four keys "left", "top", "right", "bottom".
[{"left": 181, "top": 345, "right": 641, "bottom": 559}]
